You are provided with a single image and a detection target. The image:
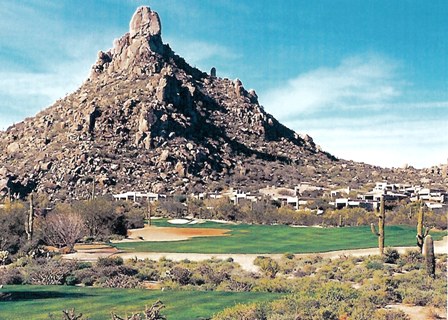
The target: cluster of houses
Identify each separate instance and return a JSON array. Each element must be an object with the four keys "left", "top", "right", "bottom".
[
  {"left": 113, "top": 182, "right": 447, "bottom": 214},
  {"left": 331, "top": 182, "right": 447, "bottom": 212}
]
